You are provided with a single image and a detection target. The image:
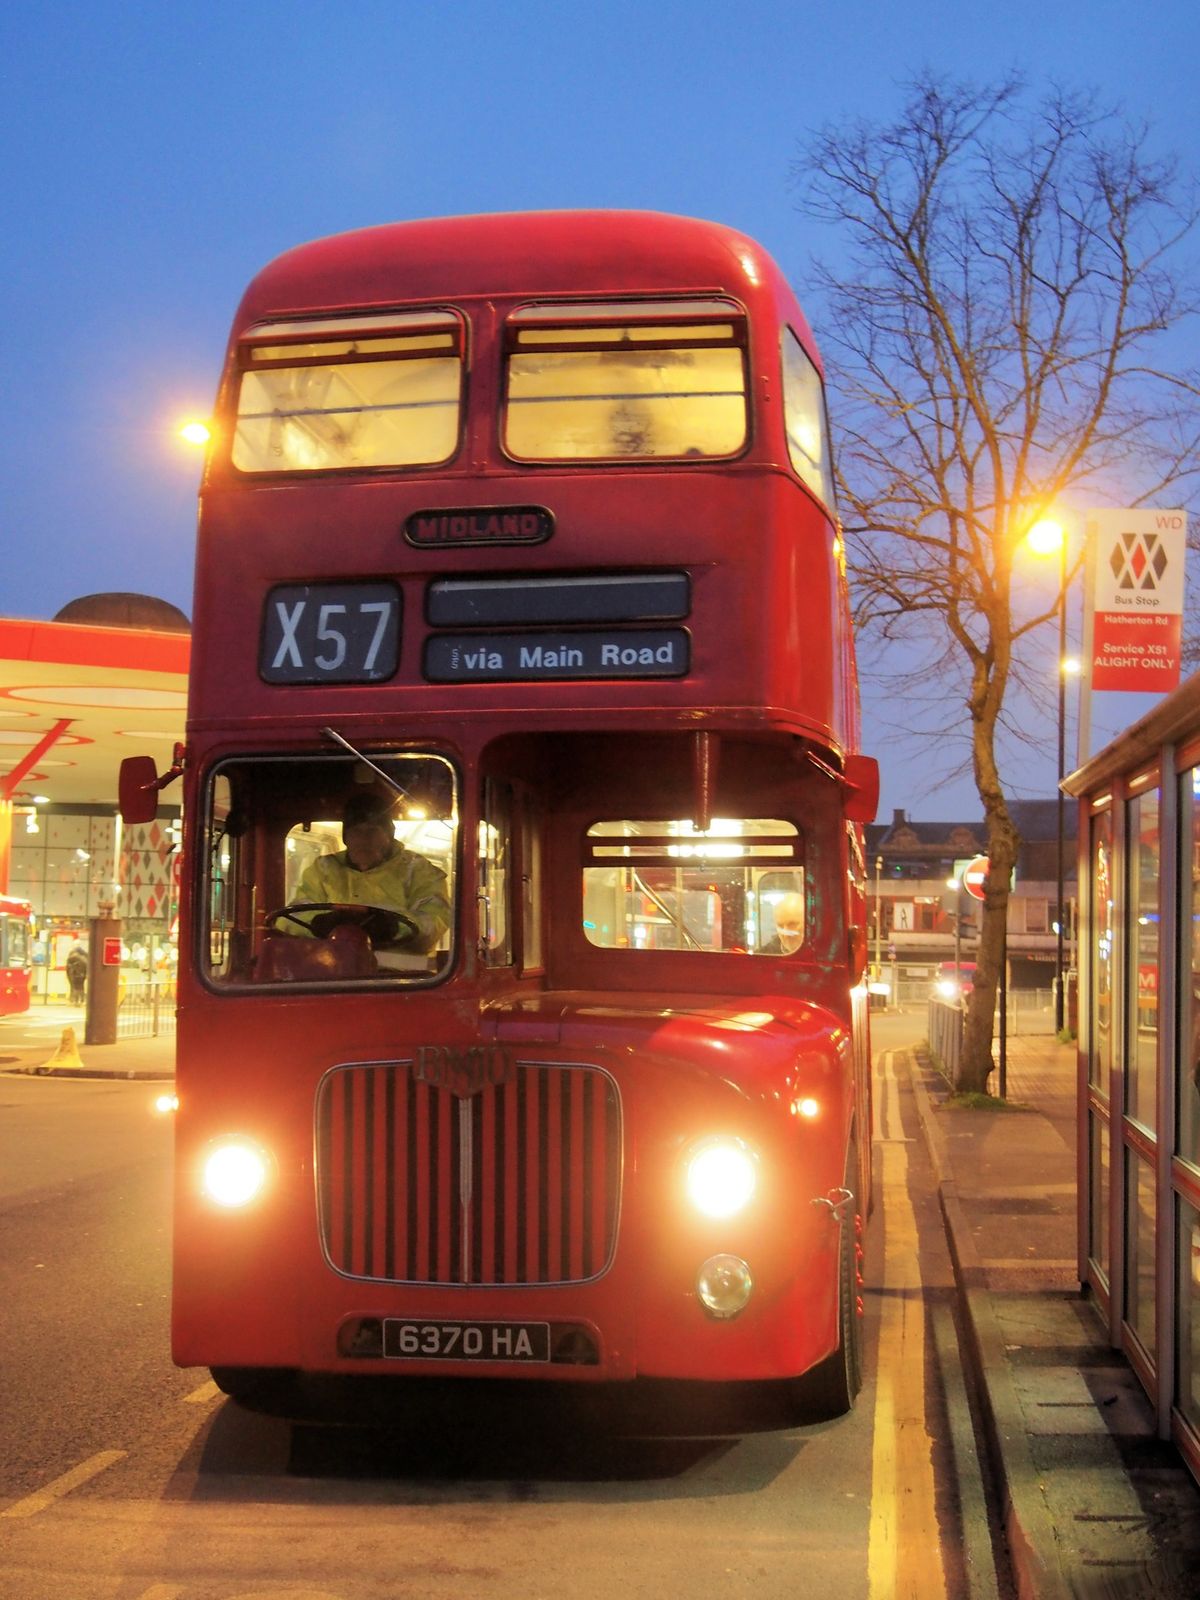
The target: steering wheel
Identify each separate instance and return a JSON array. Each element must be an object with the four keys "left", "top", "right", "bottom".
[{"left": 266, "top": 901, "right": 420, "bottom": 946}]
